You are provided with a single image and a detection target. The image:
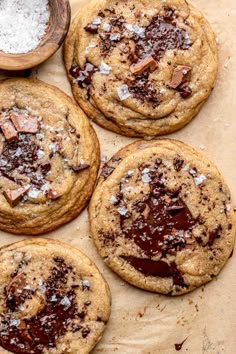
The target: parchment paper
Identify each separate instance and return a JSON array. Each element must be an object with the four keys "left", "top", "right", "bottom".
[{"left": 0, "top": 1, "right": 236, "bottom": 353}]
